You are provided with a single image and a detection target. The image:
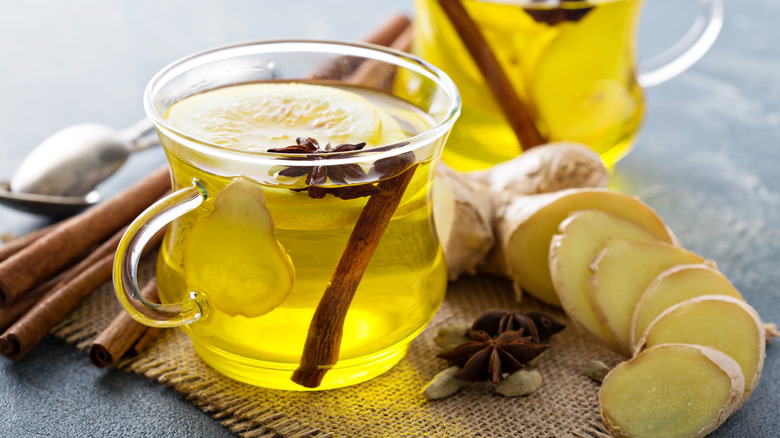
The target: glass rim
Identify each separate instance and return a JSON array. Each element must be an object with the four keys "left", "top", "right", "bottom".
[{"left": 143, "top": 39, "right": 461, "bottom": 166}]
